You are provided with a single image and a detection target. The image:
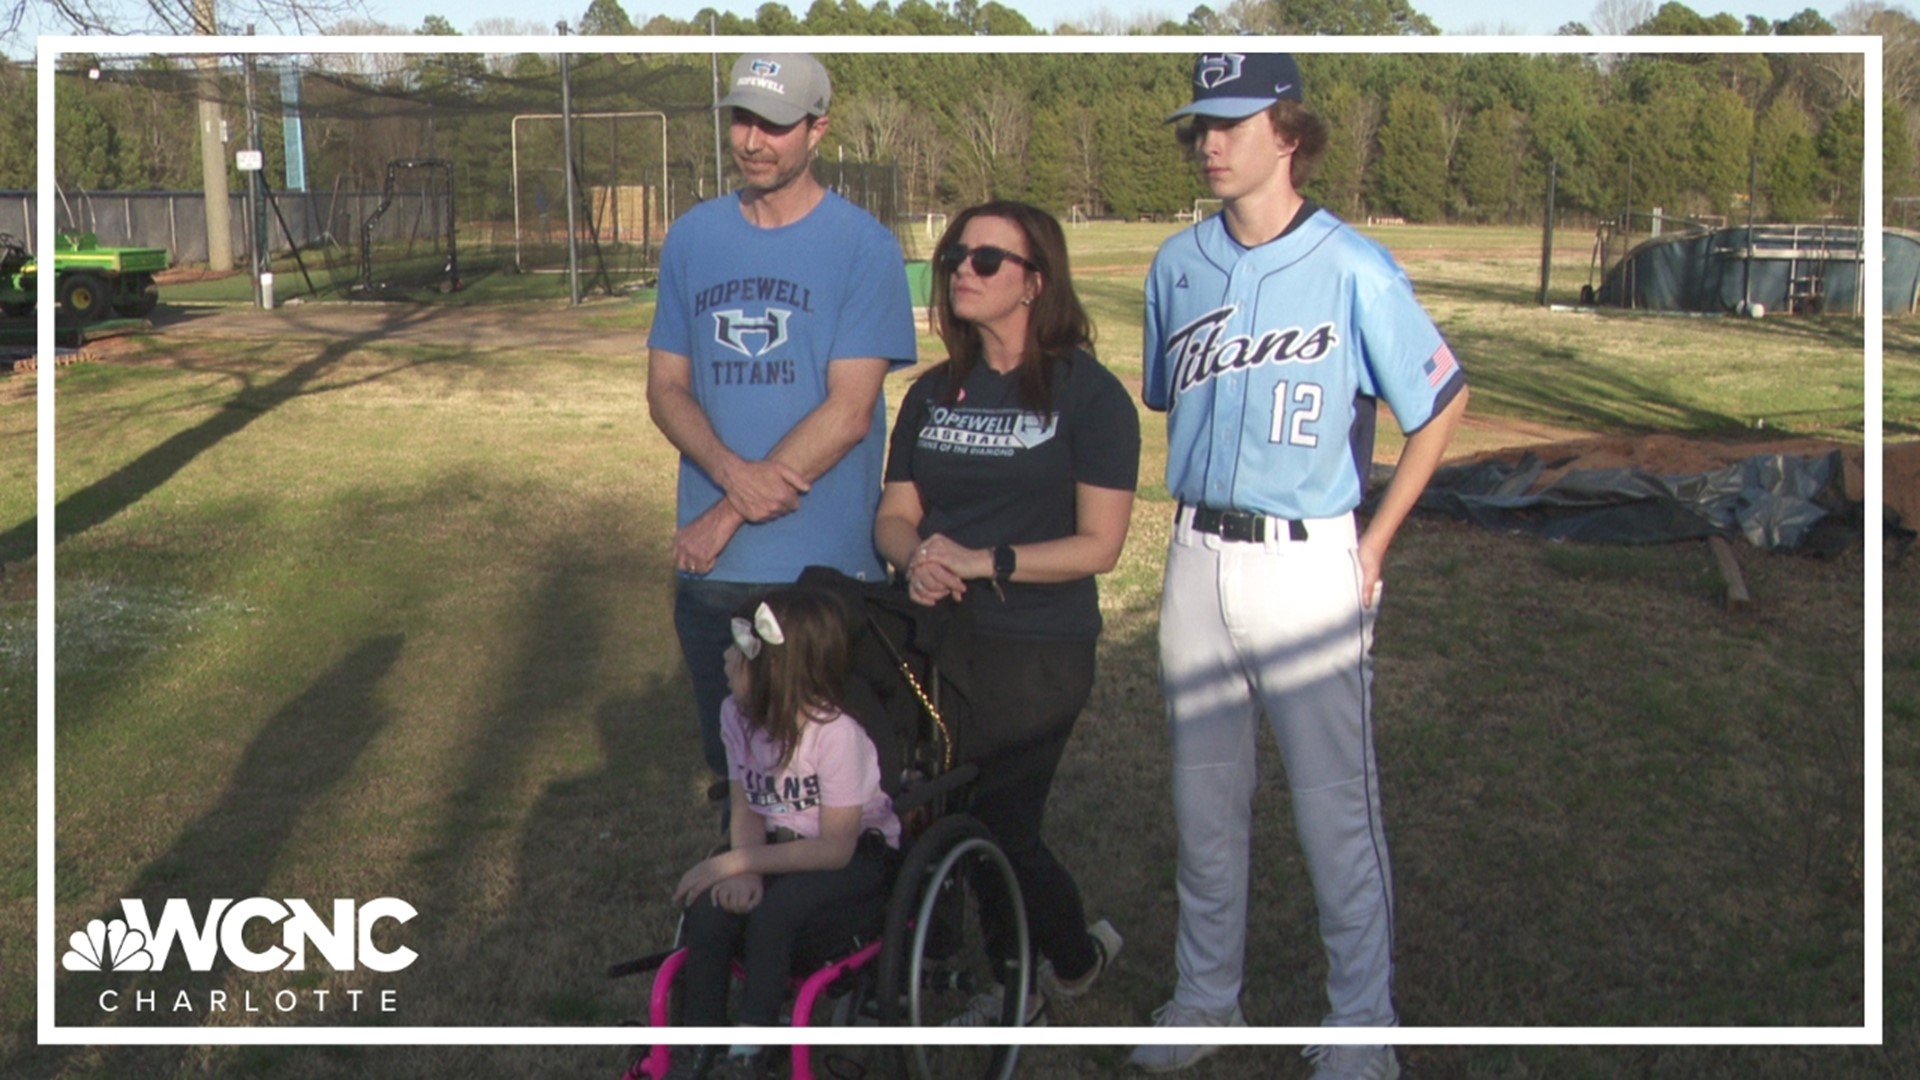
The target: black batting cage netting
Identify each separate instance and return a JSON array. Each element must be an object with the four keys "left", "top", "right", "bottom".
[{"left": 7, "top": 50, "right": 922, "bottom": 298}]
